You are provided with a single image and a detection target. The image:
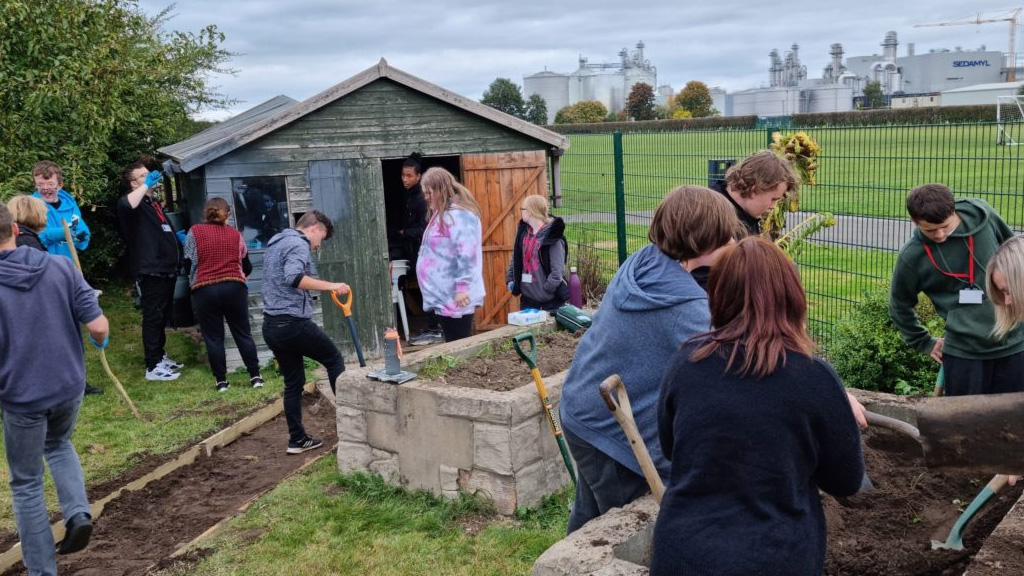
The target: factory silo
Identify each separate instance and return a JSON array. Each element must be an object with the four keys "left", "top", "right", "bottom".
[{"left": 523, "top": 71, "right": 570, "bottom": 124}]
